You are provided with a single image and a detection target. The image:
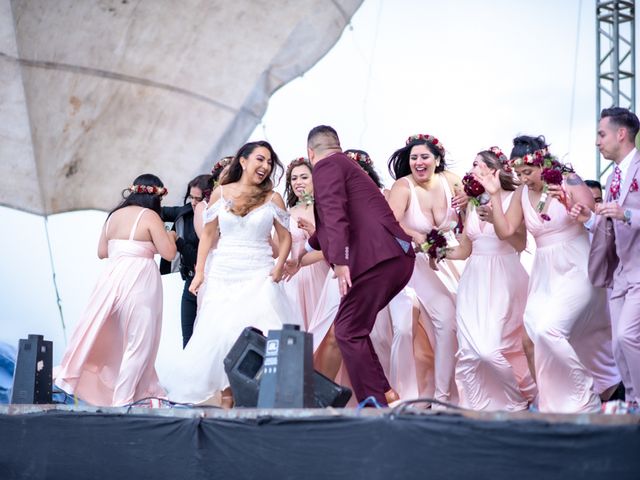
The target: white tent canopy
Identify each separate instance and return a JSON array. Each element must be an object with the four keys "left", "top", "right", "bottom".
[{"left": 0, "top": 0, "right": 363, "bottom": 215}]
